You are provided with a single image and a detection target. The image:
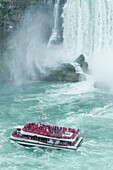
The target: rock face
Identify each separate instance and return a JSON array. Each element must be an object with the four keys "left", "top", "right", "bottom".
[
  {"left": 0, "top": 0, "right": 66, "bottom": 45},
  {"left": 75, "top": 54, "right": 85, "bottom": 65},
  {"left": 0, "top": 0, "right": 54, "bottom": 44},
  {"left": 75, "top": 54, "right": 90, "bottom": 74},
  {"left": 41, "top": 62, "right": 86, "bottom": 82}
]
